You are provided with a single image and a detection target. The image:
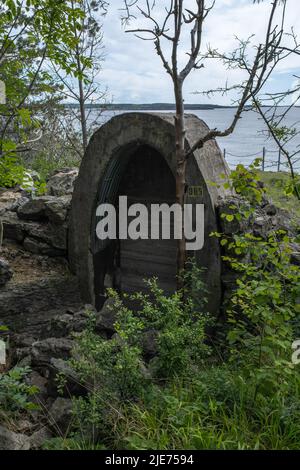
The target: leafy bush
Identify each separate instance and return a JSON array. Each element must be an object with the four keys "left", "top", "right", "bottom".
[
  {"left": 225, "top": 232, "right": 300, "bottom": 398},
  {"left": 0, "top": 155, "right": 47, "bottom": 194},
  {"left": 0, "top": 156, "right": 26, "bottom": 188},
  {"left": 28, "top": 149, "right": 81, "bottom": 181},
  {"left": 65, "top": 265, "right": 211, "bottom": 446},
  {"left": 0, "top": 366, "right": 39, "bottom": 416},
  {"left": 218, "top": 162, "right": 300, "bottom": 400}
]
